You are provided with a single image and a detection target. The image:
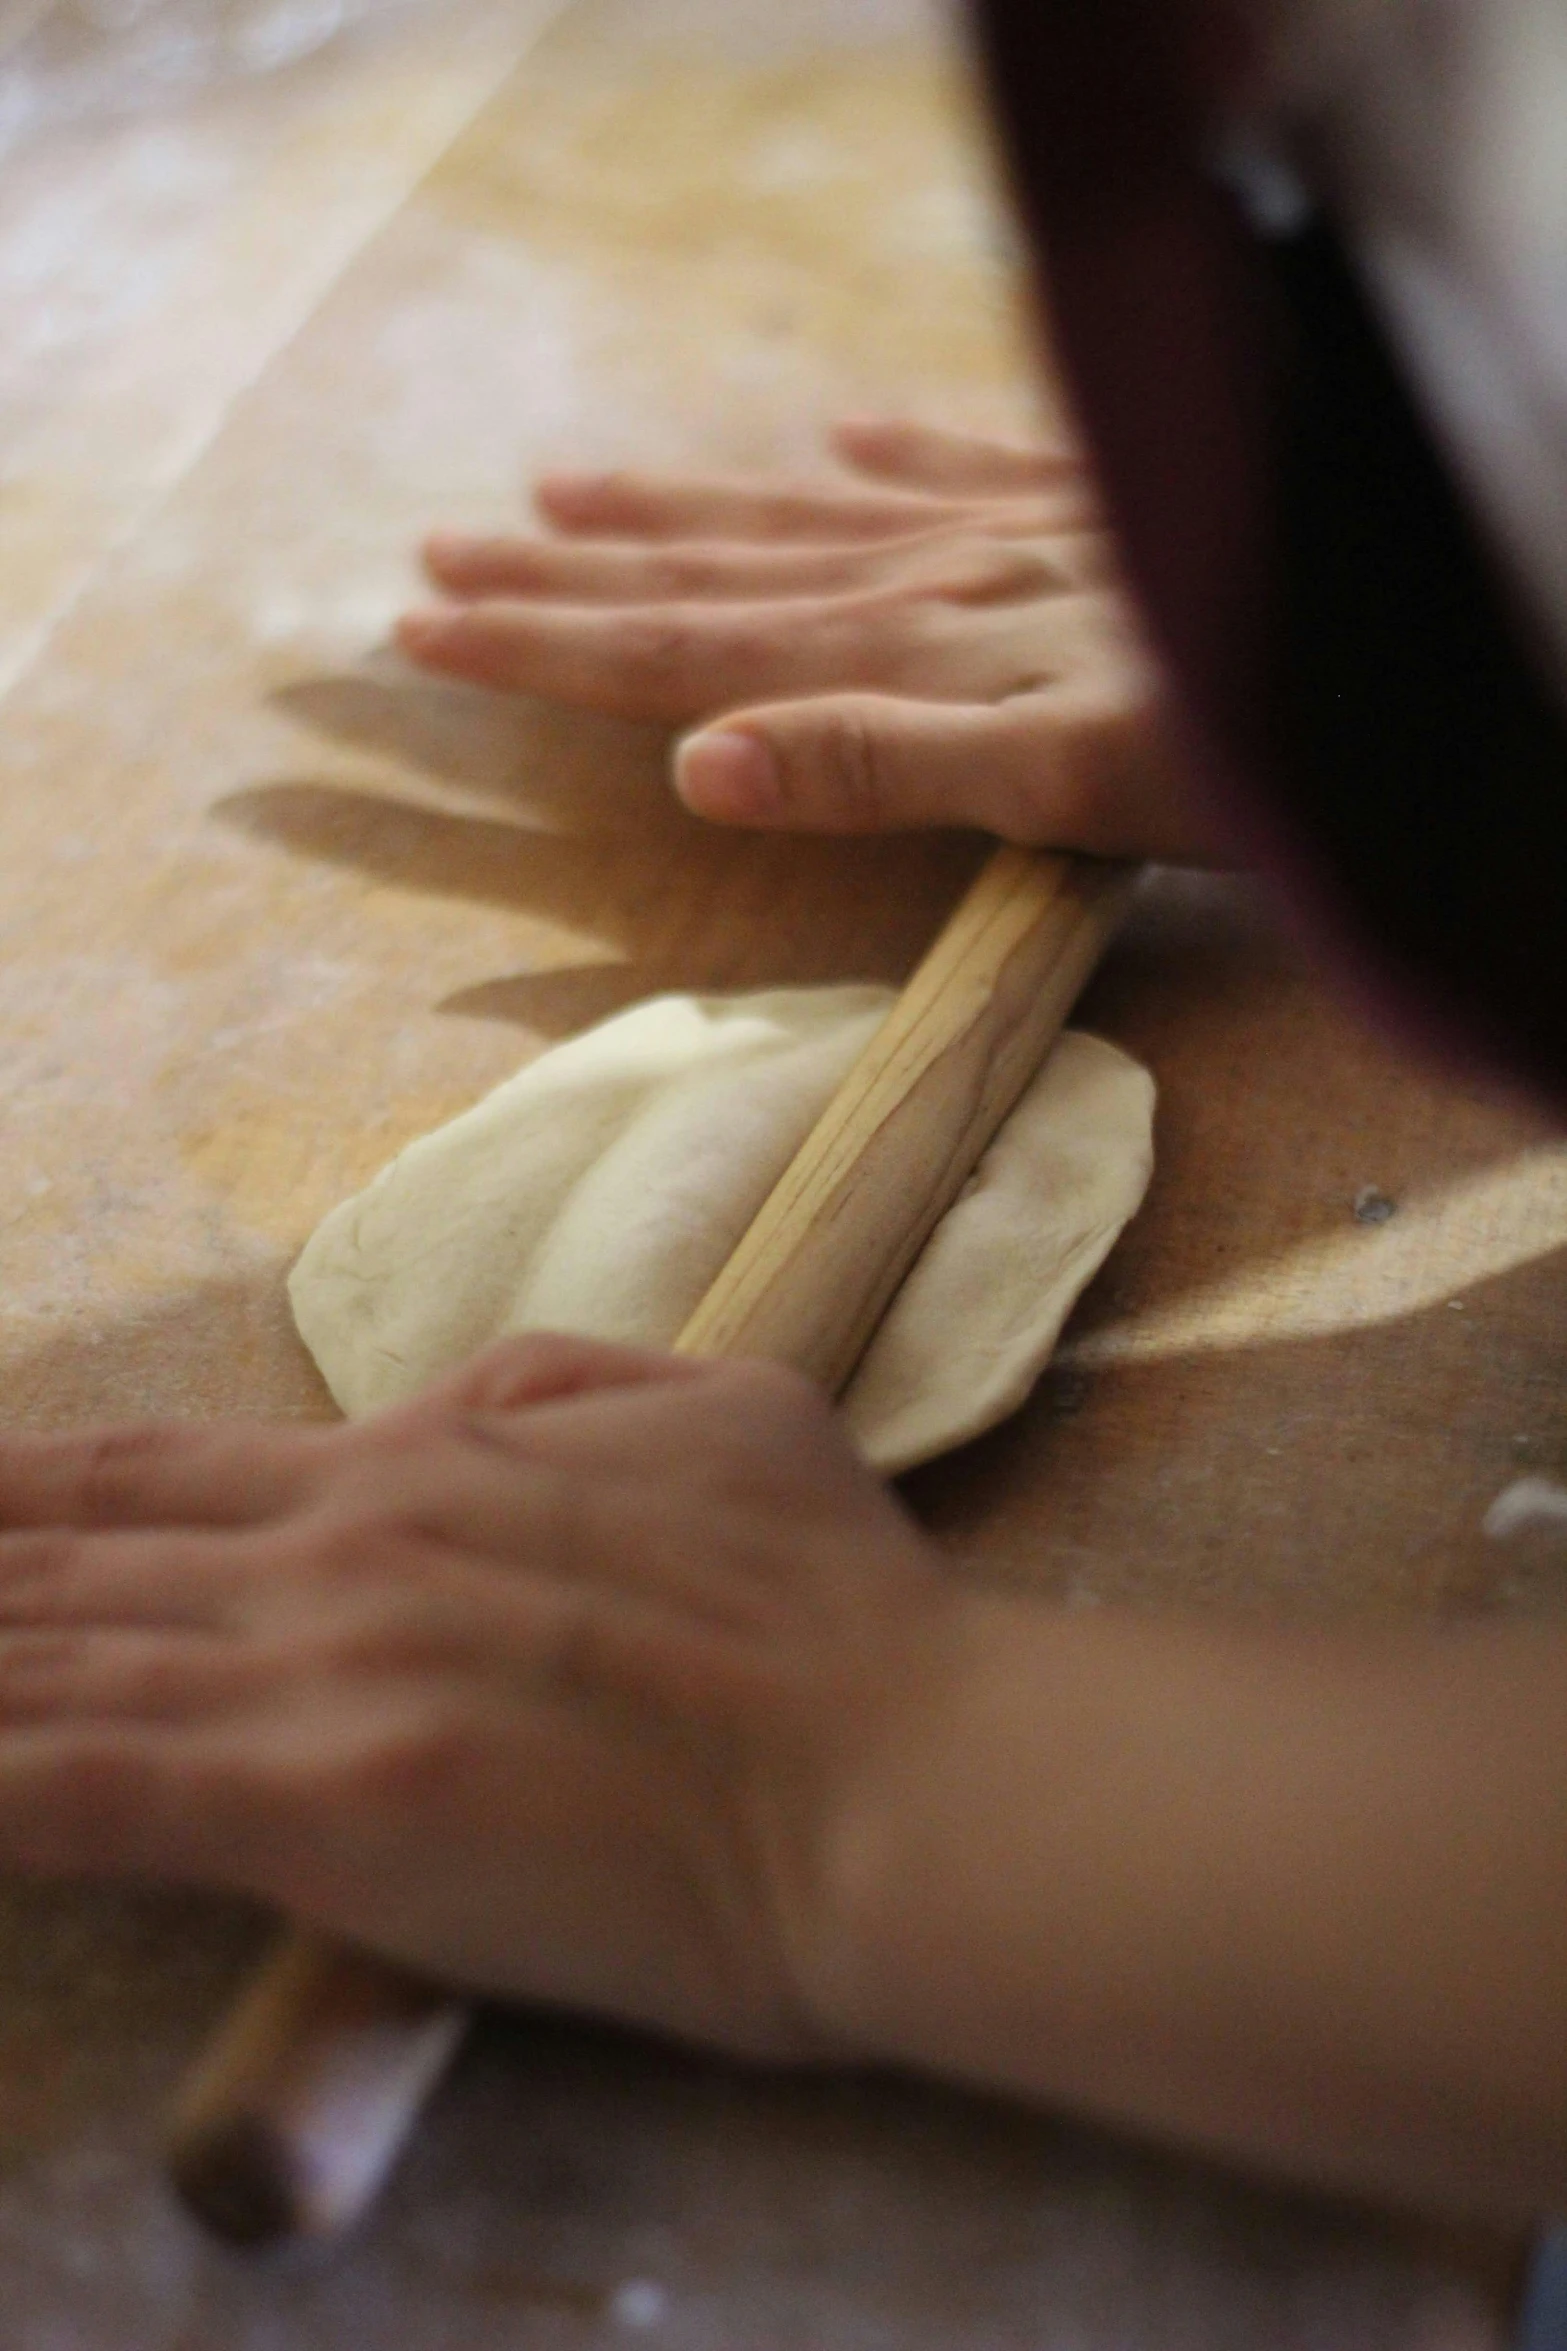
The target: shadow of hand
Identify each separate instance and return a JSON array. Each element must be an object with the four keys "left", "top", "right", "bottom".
[{"left": 228, "top": 660, "right": 983, "bottom": 1036}]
